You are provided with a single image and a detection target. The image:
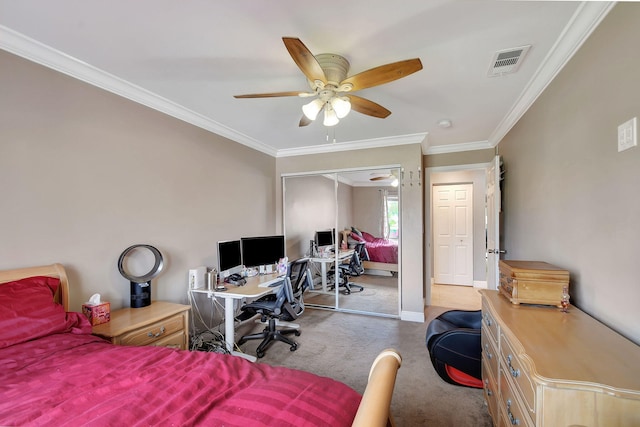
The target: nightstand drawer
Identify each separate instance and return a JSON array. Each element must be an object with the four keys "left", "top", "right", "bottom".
[
  {"left": 149, "top": 330, "right": 186, "bottom": 349},
  {"left": 118, "top": 311, "right": 186, "bottom": 347}
]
